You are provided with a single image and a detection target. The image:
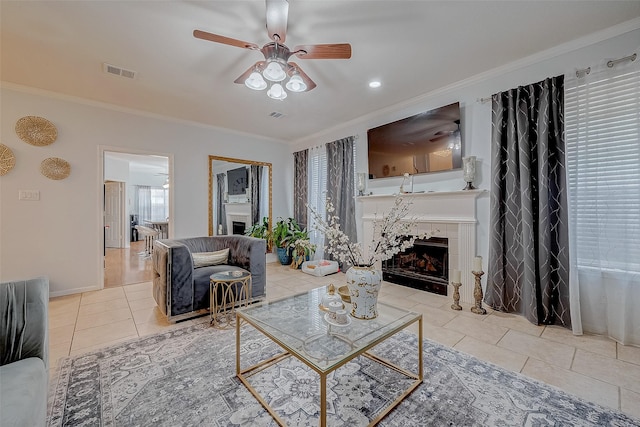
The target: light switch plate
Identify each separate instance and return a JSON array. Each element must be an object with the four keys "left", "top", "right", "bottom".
[{"left": 19, "top": 190, "right": 40, "bottom": 201}]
